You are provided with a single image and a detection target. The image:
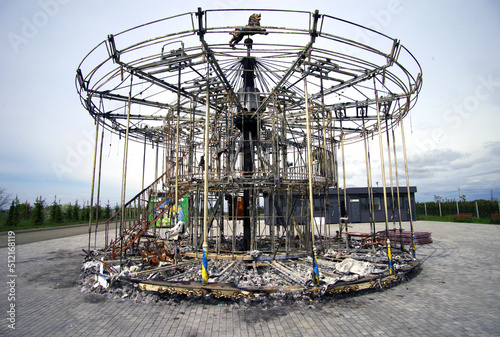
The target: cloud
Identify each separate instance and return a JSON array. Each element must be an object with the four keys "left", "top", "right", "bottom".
[
  {"left": 408, "top": 143, "right": 500, "bottom": 201},
  {"left": 483, "top": 141, "right": 500, "bottom": 156},
  {"left": 1, "top": 2, "right": 500, "bottom": 206}
]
